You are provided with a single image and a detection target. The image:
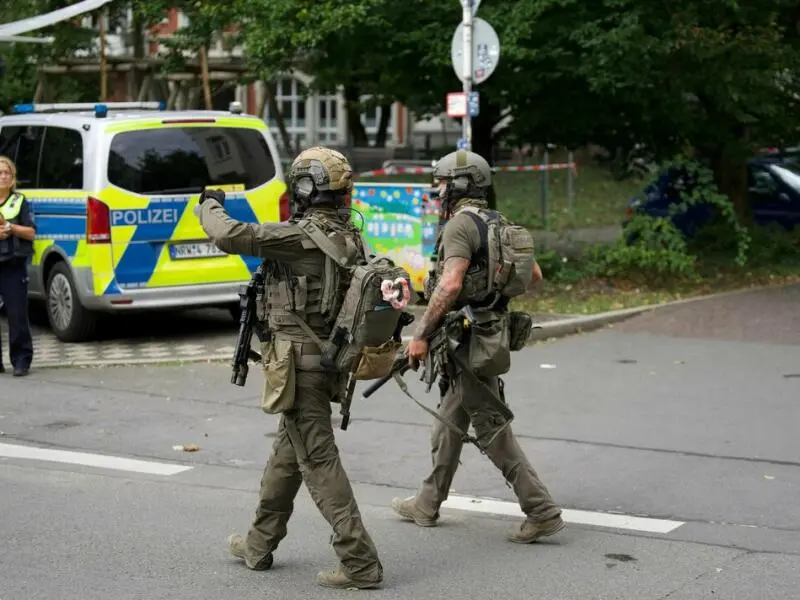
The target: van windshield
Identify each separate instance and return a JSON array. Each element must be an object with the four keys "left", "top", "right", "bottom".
[{"left": 107, "top": 126, "right": 277, "bottom": 195}]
